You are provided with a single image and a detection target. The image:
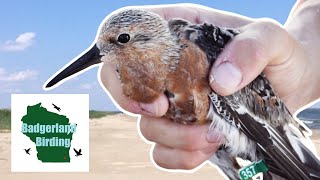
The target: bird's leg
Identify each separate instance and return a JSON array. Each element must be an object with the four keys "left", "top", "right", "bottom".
[{"left": 209, "top": 149, "right": 241, "bottom": 180}]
